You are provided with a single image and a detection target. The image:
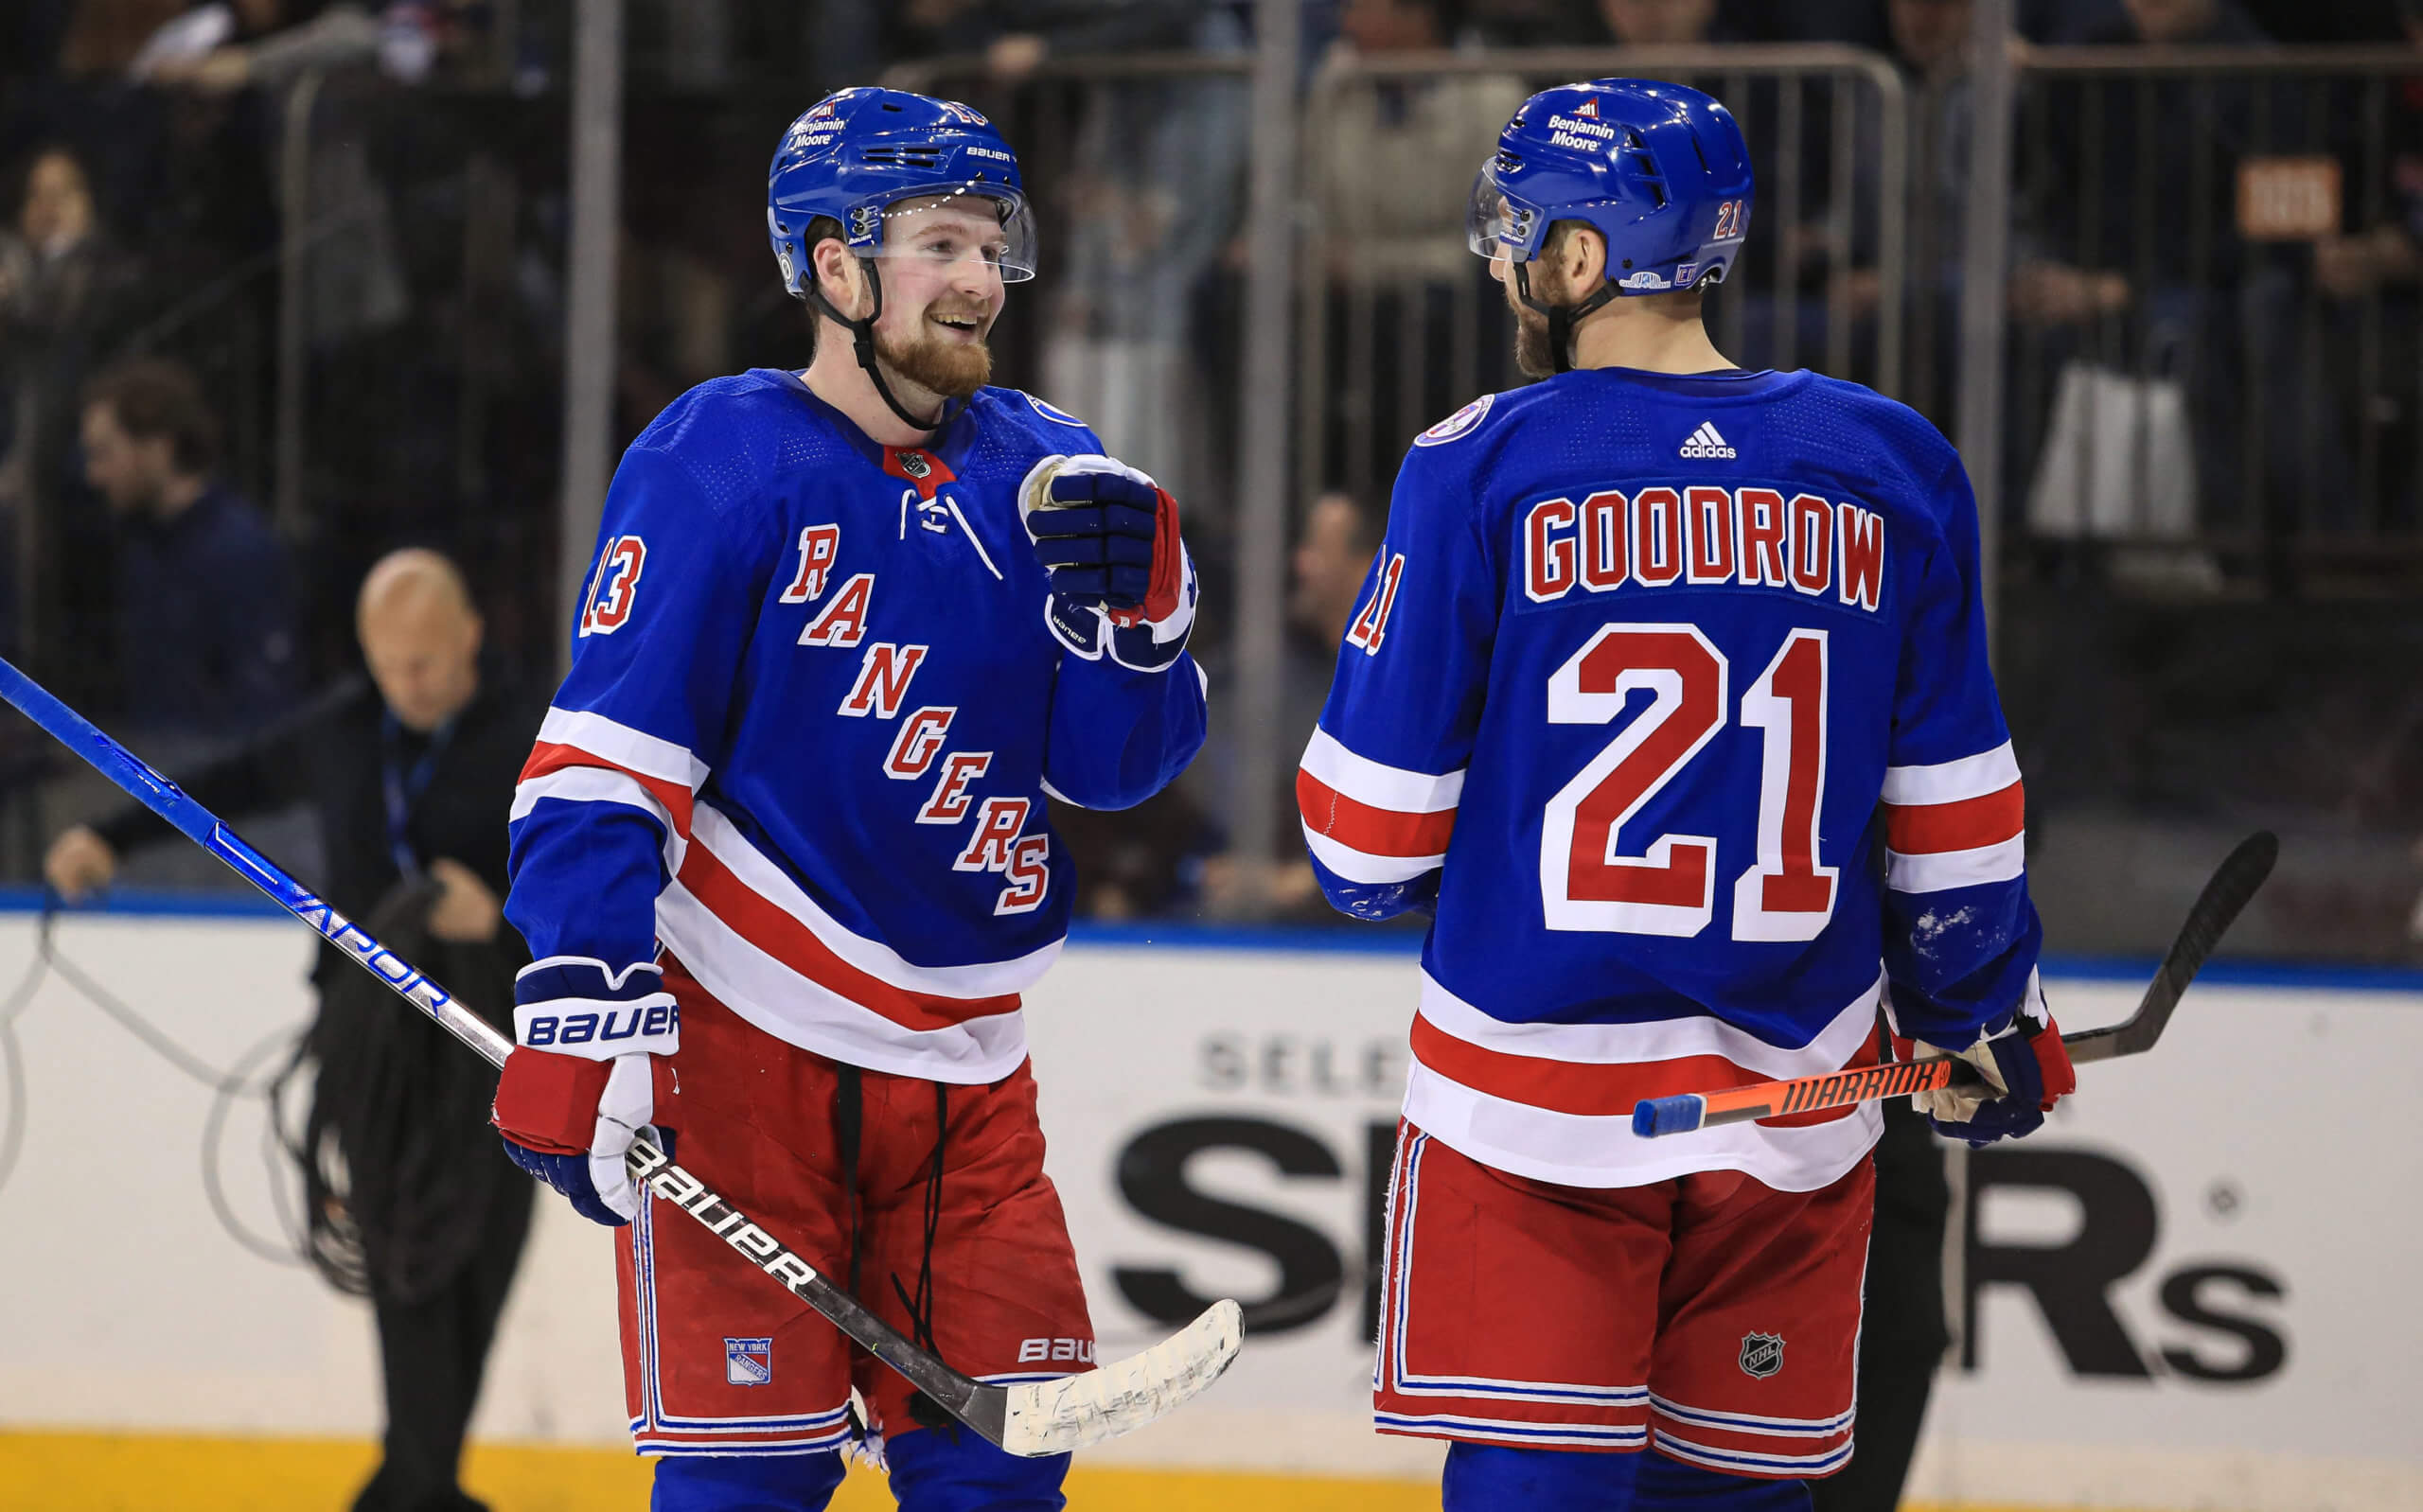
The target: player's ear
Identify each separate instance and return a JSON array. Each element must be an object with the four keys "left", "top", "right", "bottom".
[
  {"left": 810, "top": 238, "right": 868, "bottom": 320},
  {"left": 1564, "top": 226, "right": 1606, "bottom": 295}
]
